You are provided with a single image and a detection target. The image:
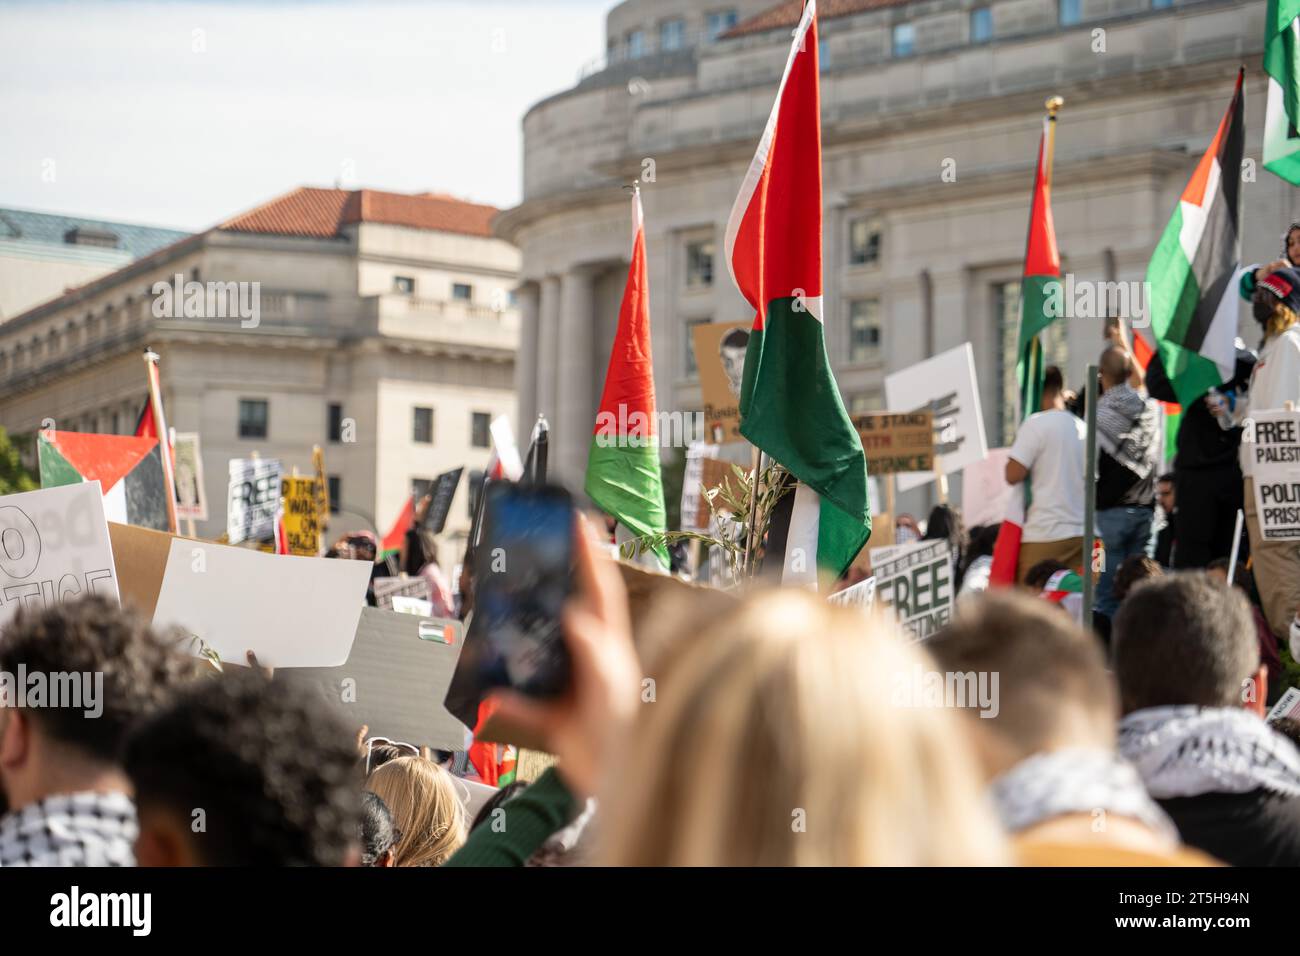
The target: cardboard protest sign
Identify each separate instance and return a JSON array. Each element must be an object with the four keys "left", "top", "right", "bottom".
[
  {"left": 423, "top": 467, "right": 463, "bottom": 535},
  {"left": 312, "top": 446, "right": 330, "bottom": 522},
  {"left": 0, "top": 482, "right": 119, "bottom": 627},
  {"left": 172, "top": 432, "right": 208, "bottom": 522},
  {"left": 280, "top": 476, "right": 321, "bottom": 556},
  {"left": 961, "top": 449, "right": 1015, "bottom": 530},
  {"left": 692, "top": 321, "right": 751, "bottom": 445},
  {"left": 853, "top": 412, "right": 935, "bottom": 474},
  {"left": 693, "top": 457, "right": 739, "bottom": 528},
  {"left": 872, "top": 539, "right": 953, "bottom": 640},
  {"left": 829, "top": 575, "right": 877, "bottom": 609},
  {"left": 227, "top": 458, "right": 281, "bottom": 544},
  {"left": 283, "top": 607, "right": 469, "bottom": 751},
  {"left": 885, "top": 343, "right": 988, "bottom": 493},
  {"left": 110, "top": 522, "right": 370, "bottom": 667},
  {"left": 38, "top": 431, "right": 169, "bottom": 531},
  {"left": 1246, "top": 410, "right": 1300, "bottom": 540},
  {"left": 373, "top": 575, "right": 433, "bottom": 611}
]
